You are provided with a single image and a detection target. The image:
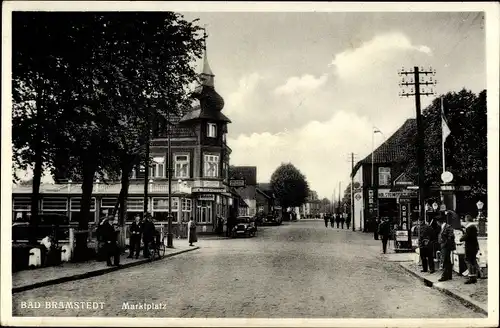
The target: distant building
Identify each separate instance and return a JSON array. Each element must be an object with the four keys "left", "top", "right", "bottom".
[
  {"left": 299, "top": 190, "right": 321, "bottom": 218},
  {"left": 229, "top": 166, "right": 257, "bottom": 216}
]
